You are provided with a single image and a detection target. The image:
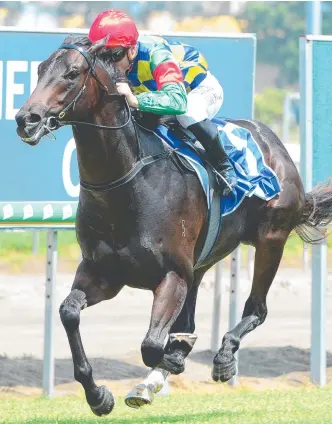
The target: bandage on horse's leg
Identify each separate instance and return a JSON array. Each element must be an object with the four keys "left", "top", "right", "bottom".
[{"left": 59, "top": 261, "right": 123, "bottom": 416}]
